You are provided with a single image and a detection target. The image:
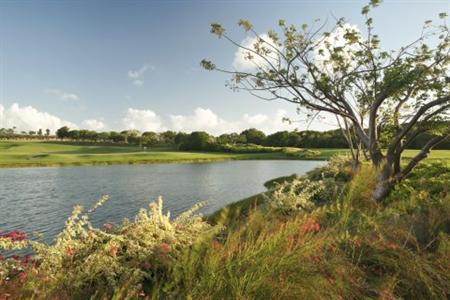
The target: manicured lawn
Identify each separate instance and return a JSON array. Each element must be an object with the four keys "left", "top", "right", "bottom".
[
  {"left": 0, "top": 141, "right": 448, "bottom": 168},
  {"left": 0, "top": 141, "right": 297, "bottom": 168}
]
